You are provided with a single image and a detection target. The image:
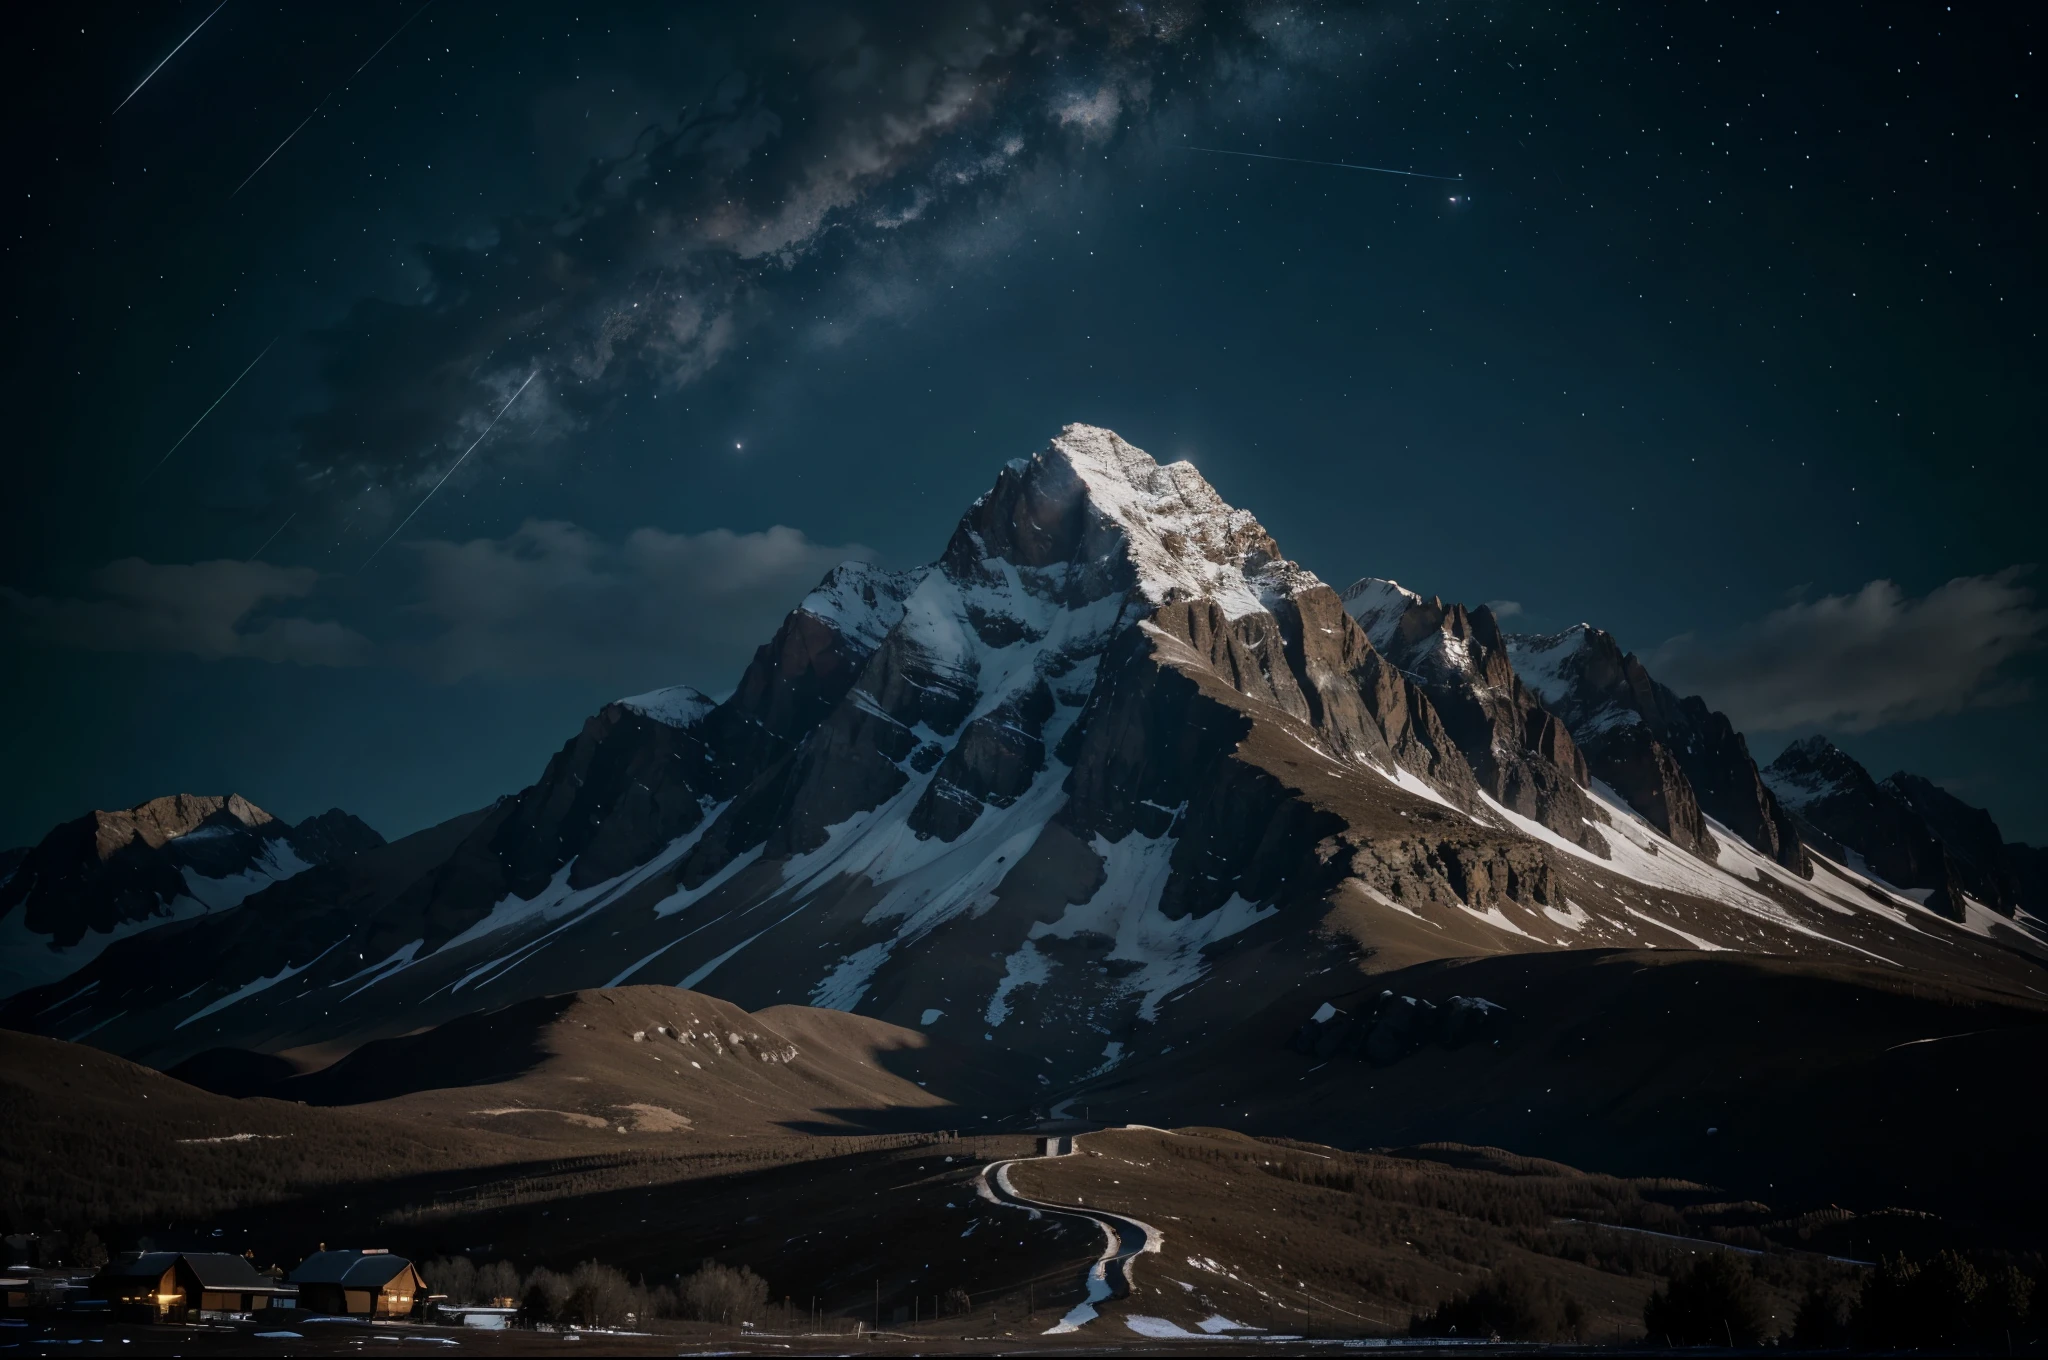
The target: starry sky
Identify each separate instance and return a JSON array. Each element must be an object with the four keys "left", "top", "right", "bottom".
[{"left": 3, "top": 0, "right": 2042, "bottom": 849}]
